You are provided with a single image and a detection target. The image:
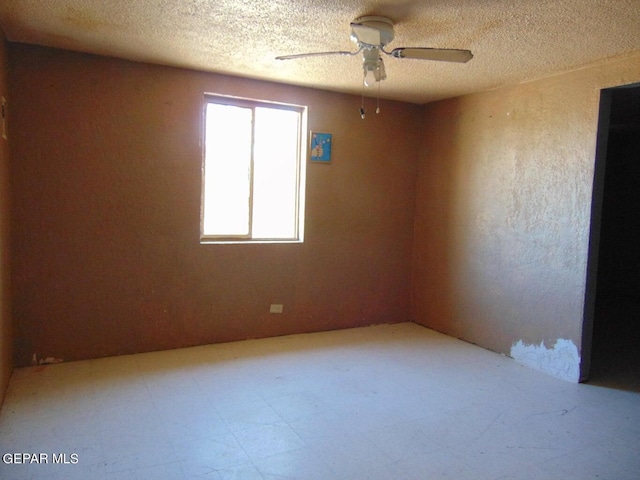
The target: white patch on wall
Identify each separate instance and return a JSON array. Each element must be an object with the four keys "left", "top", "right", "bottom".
[
  {"left": 31, "top": 354, "right": 64, "bottom": 366},
  {"left": 510, "top": 338, "right": 580, "bottom": 382}
]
